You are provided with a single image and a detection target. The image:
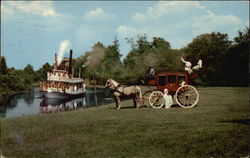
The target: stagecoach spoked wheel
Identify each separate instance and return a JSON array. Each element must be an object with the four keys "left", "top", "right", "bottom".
[
  {"left": 149, "top": 91, "right": 164, "bottom": 108},
  {"left": 175, "top": 85, "right": 199, "bottom": 108},
  {"left": 142, "top": 91, "right": 153, "bottom": 107}
]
